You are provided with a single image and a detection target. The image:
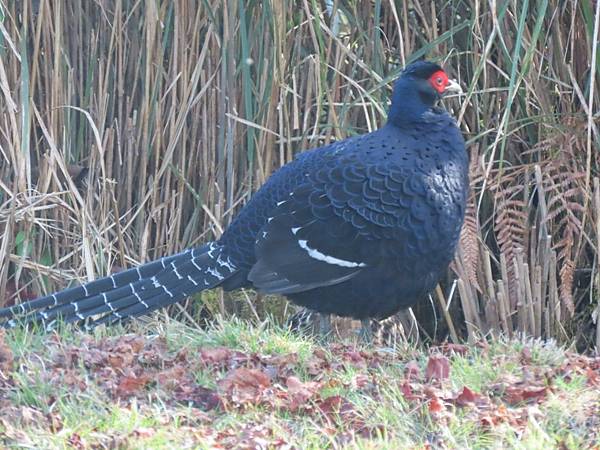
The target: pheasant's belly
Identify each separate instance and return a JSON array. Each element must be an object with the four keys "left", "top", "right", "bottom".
[{"left": 287, "top": 264, "right": 443, "bottom": 319}]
